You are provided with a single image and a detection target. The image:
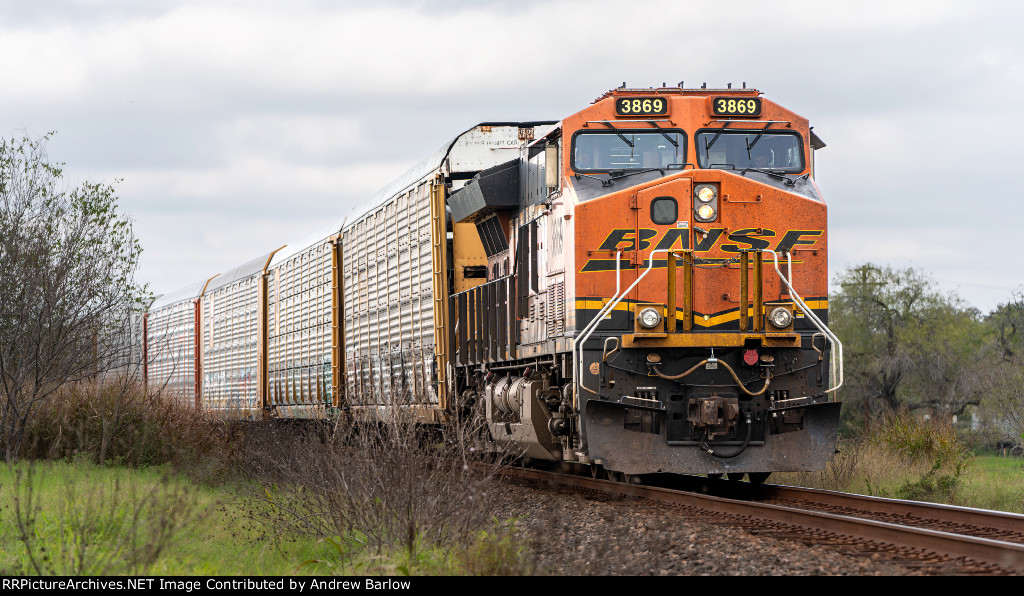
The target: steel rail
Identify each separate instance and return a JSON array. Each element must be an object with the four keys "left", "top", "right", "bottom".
[
  {"left": 500, "top": 466, "right": 1024, "bottom": 573},
  {"left": 760, "top": 483, "right": 1024, "bottom": 540}
]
